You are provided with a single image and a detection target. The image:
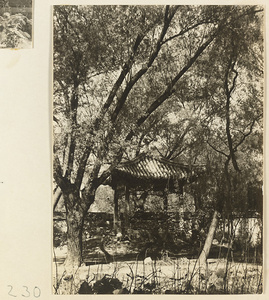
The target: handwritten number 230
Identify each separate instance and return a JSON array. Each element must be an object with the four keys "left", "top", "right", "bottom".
[{"left": 8, "top": 285, "right": 41, "bottom": 298}]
